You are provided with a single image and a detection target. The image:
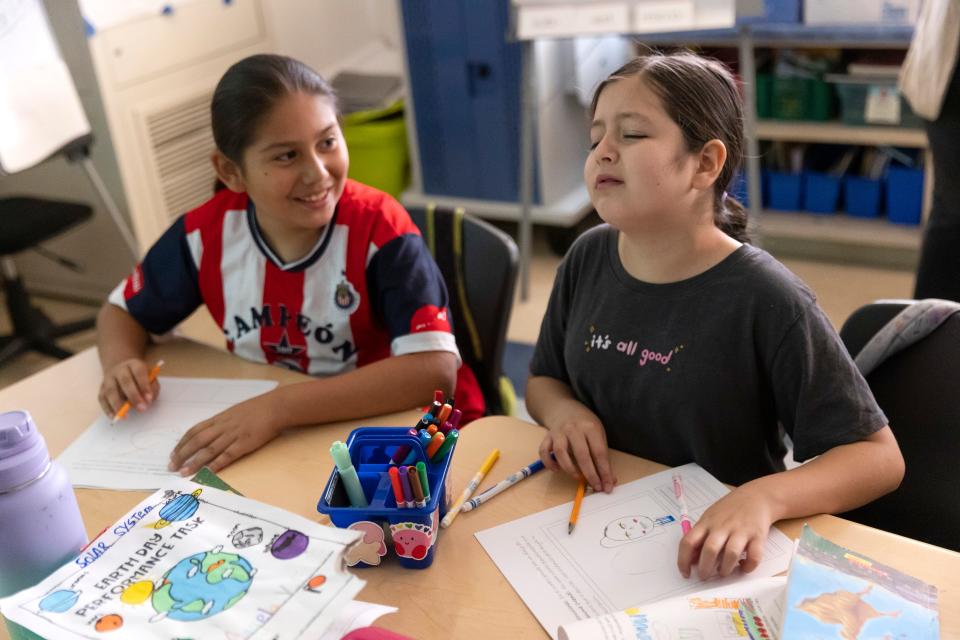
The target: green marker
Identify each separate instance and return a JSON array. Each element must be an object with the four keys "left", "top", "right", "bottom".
[
  {"left": 416, "top": 461, "right": 430, "bottom": 501},
  {"left": 430, "top": 428, "right": 458, "bottom": 463},
  {"left": 330, "top": 441, "right": 368, "bottom": 507}
]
